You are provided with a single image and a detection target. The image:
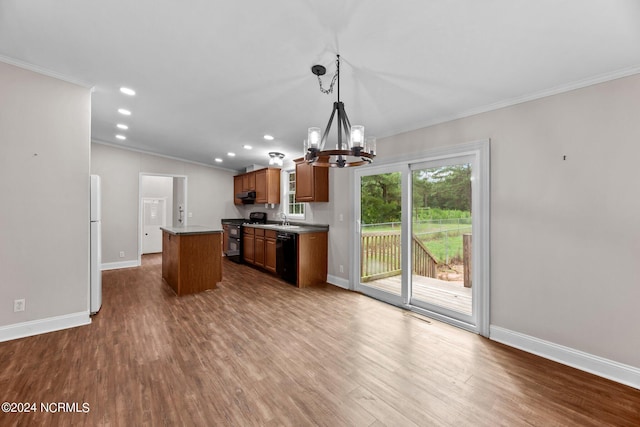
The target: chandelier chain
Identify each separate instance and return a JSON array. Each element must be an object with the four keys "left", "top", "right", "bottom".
[{"left": 317, "top": 58, "right": 340, "bottom": 95}]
